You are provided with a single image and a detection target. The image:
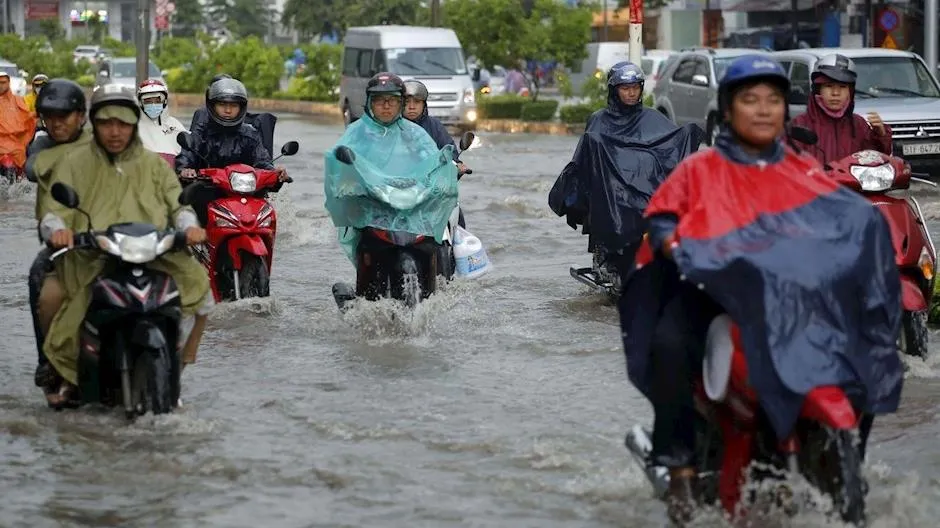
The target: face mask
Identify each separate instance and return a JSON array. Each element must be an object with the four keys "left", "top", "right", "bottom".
[{"left": 143, "top": 104, "right": 163, "bottom": 120}]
